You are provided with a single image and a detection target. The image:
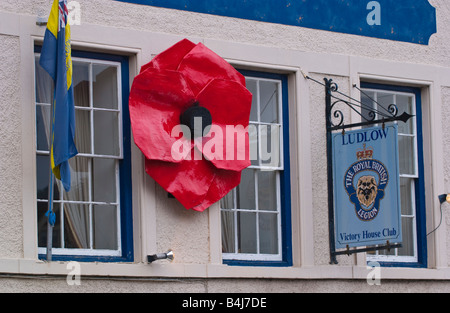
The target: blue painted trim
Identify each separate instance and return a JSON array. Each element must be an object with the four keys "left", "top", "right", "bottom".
[
  {"left": 224, "top": 70, "right": 292, "bottom": 267},
  {"left": 36, "top": 47, "right": 134, "bottom": 262},
  {"left": 360, "top": 82, "right": 427, "bottom": 268},
  {"left": 114, "top": 0, "right": 437, "bottom": 45}
]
